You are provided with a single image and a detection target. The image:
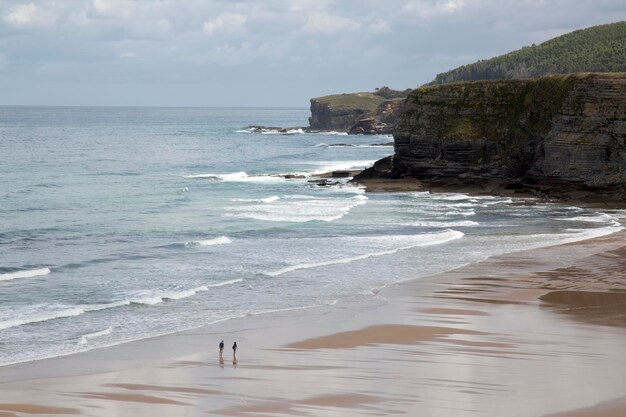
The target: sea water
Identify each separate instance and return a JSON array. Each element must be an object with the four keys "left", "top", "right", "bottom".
[{"left": 0, "top": 106, "right": 623, "bottom": 366}]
